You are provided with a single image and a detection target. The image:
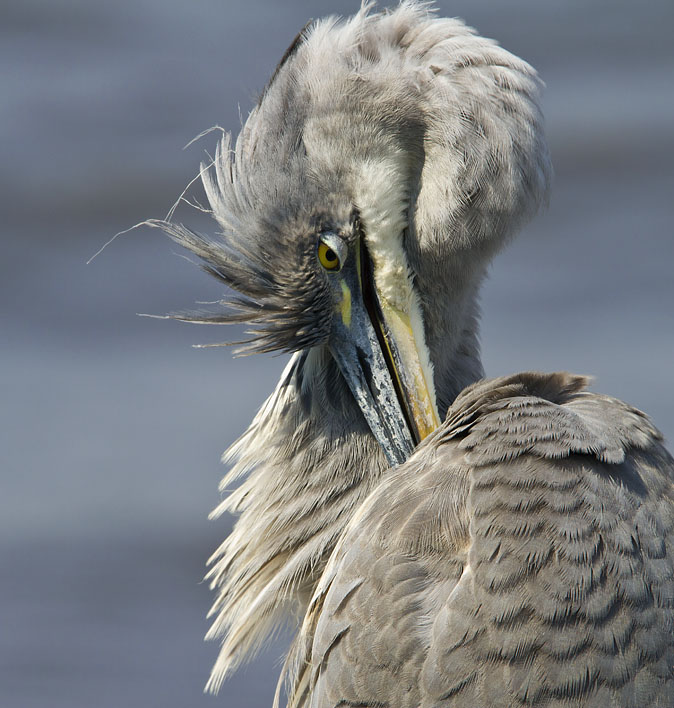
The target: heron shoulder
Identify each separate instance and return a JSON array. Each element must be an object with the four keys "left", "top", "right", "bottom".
[
  {"left": 359, "top": 370, "right": 672, "bottom": 561},
  {"left": 442, "top": 370, "right": 664, "bottom": 466}
]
